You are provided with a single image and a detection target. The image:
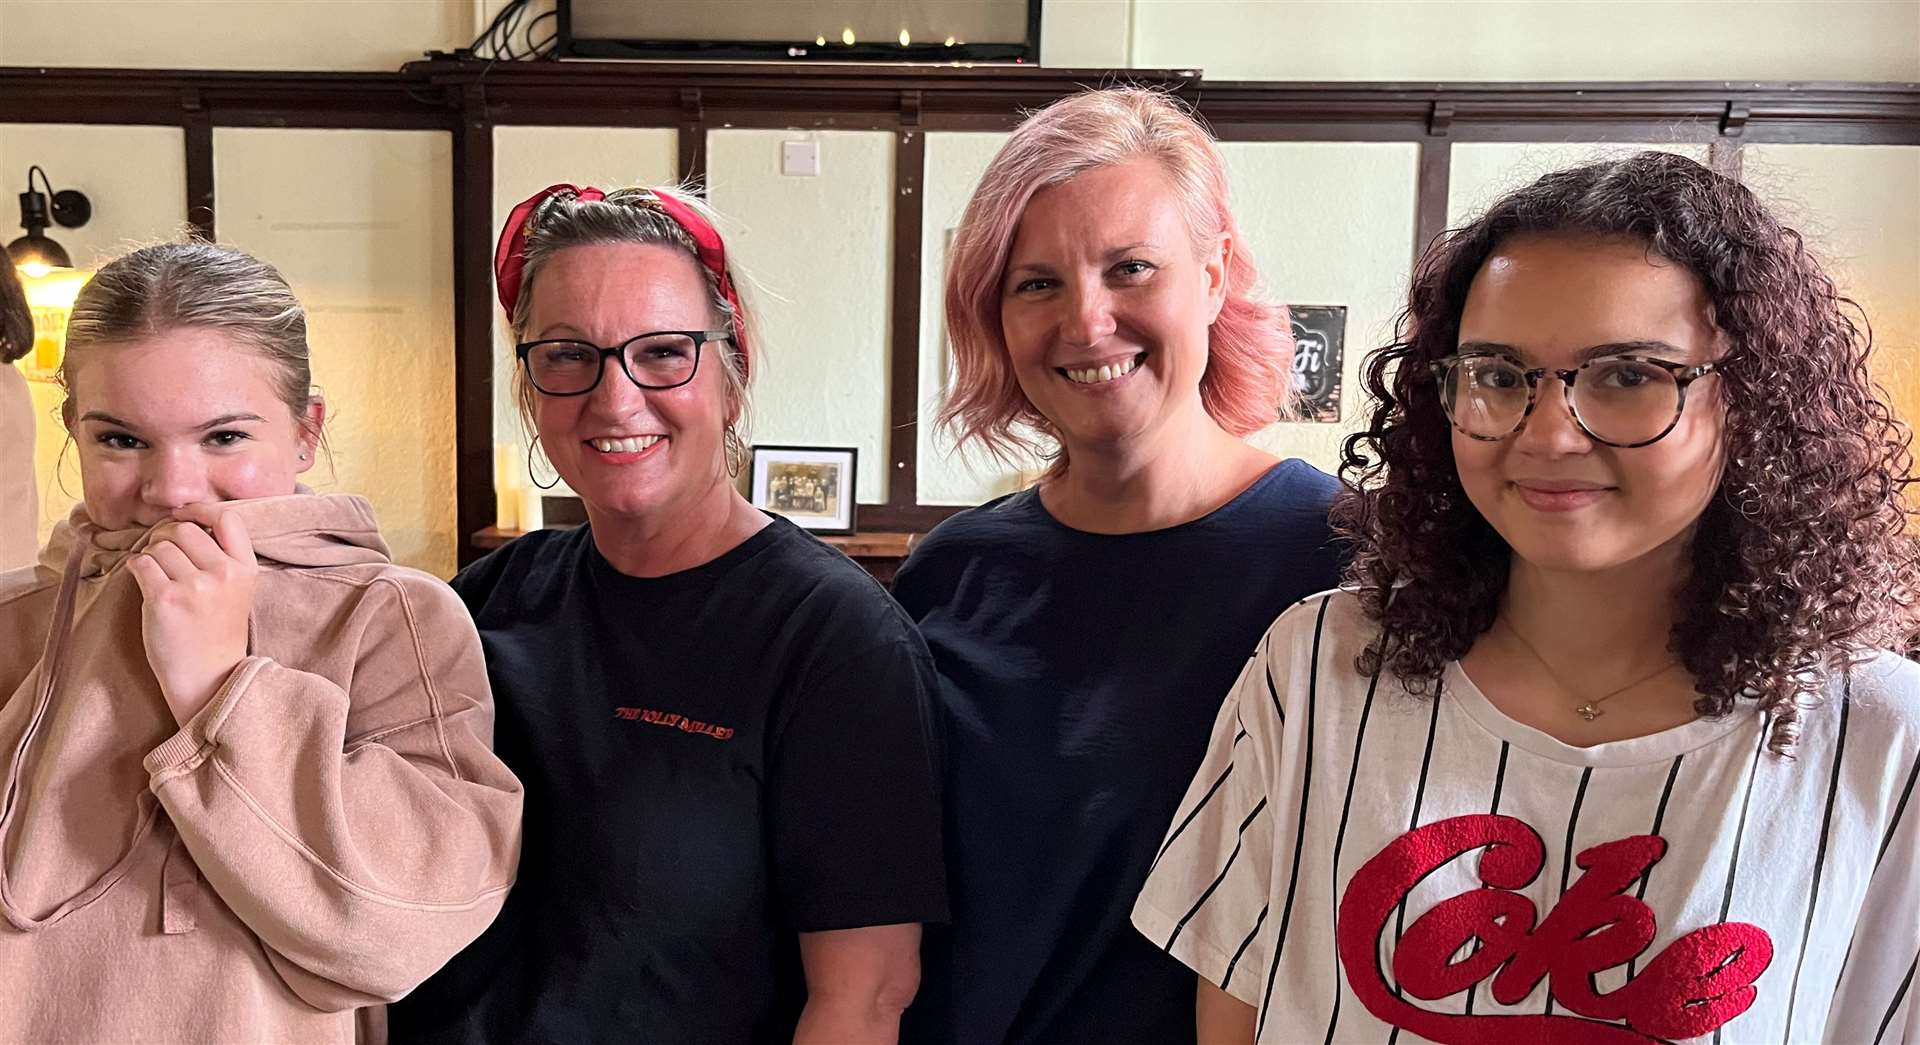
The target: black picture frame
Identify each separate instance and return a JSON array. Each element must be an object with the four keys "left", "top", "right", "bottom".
[{"left": 749, "top": 445, "right": 859, "bottom": 535}]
